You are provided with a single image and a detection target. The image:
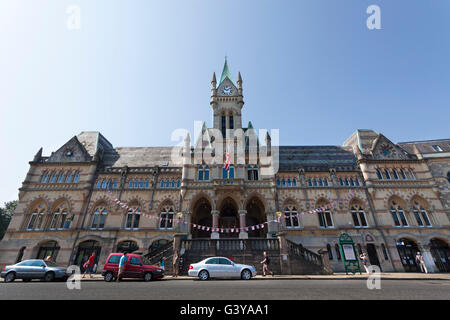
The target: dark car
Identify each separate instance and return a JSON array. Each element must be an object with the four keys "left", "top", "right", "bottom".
[
  {"left": 1, "top": 259, "right": 69, "bottom": 282},
  {"left": 102, "top": 253, "right": 164, "bottom": 282}
]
